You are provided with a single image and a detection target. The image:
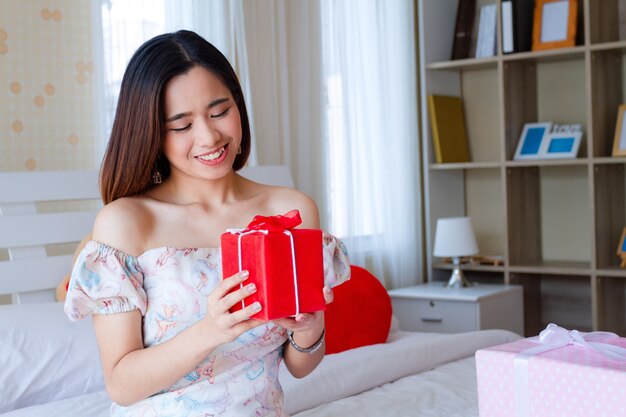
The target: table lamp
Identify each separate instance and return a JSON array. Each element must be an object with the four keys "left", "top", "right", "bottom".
[{"left": 433, "top": 217, "right": 479, "bottom": 288}]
